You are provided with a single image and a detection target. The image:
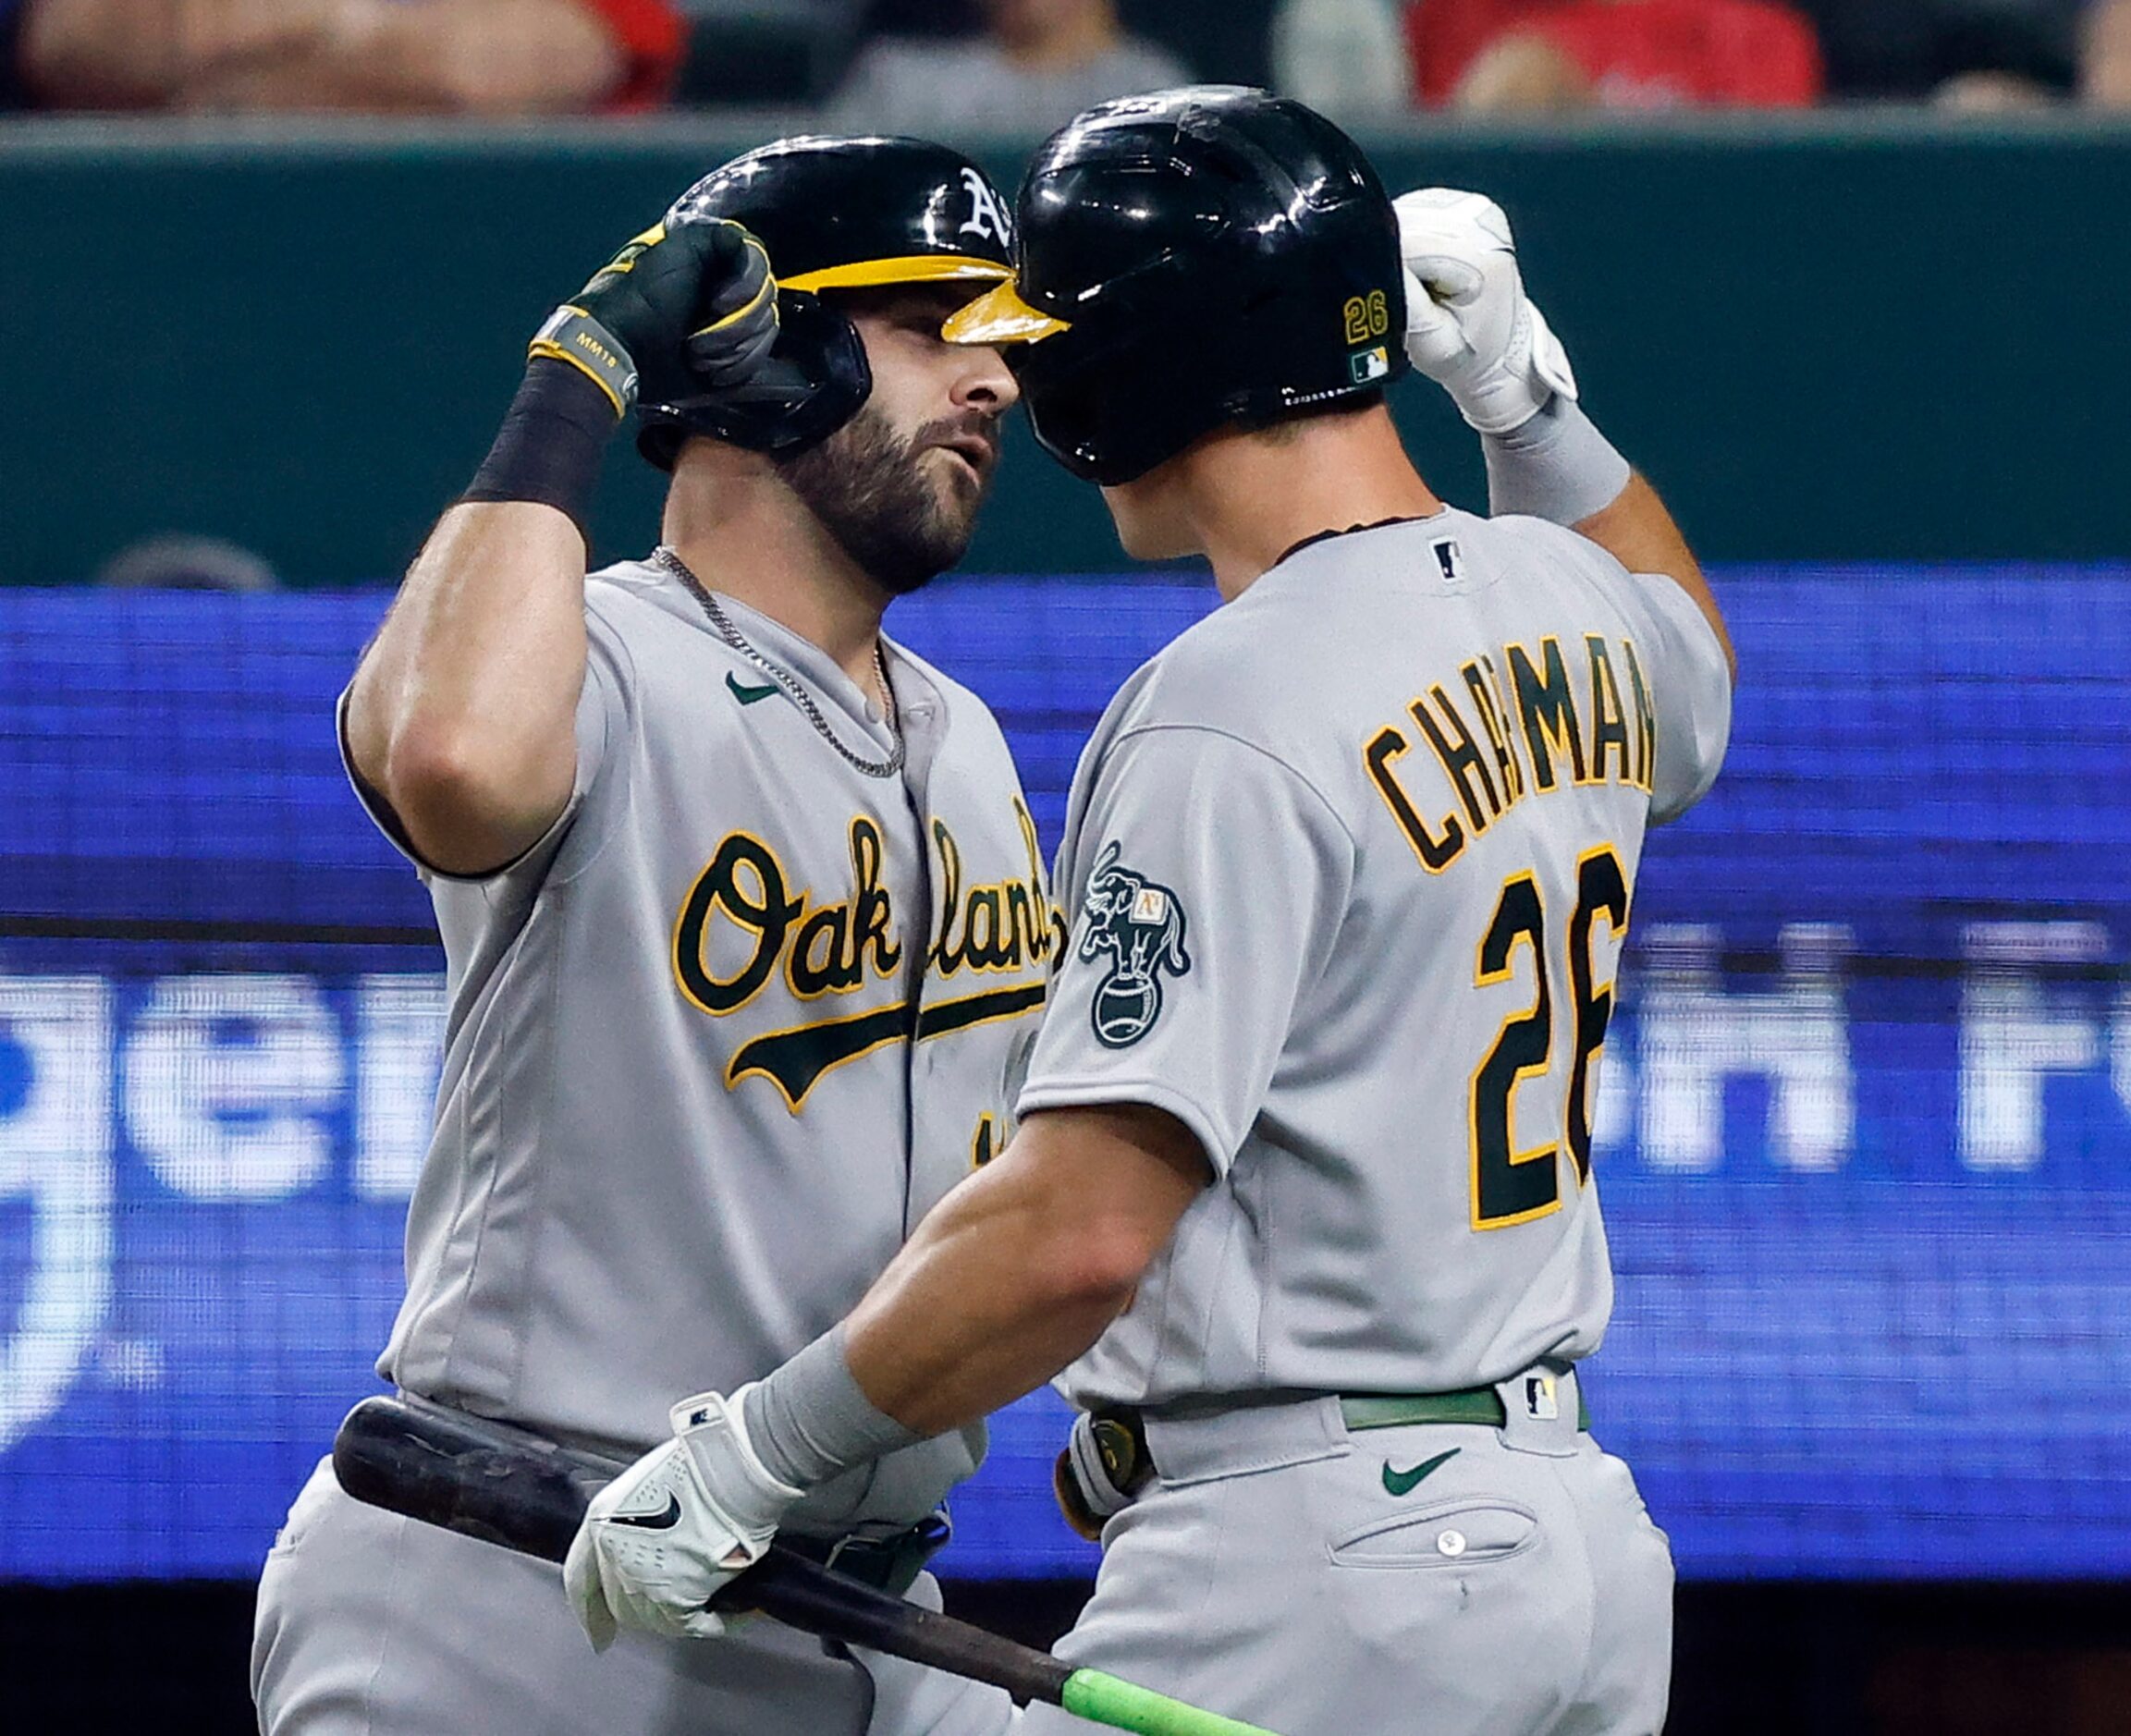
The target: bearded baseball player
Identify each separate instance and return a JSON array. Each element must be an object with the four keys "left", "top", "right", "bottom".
[
  {"left": 251, "top": 137, "right": 1051, "bottom": 1736},
  {"left": 561, "top": 90, "right": 1734, "bottom": 1735}
]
